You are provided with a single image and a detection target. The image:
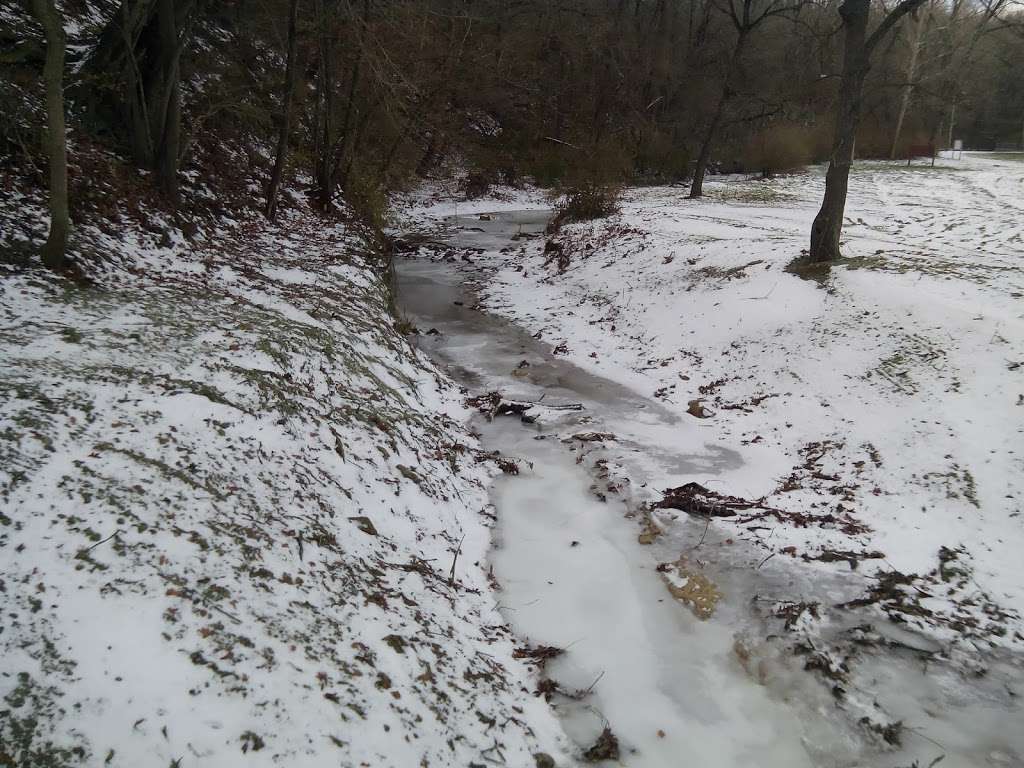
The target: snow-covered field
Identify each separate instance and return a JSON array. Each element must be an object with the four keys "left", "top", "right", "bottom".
[
  {"left": 0, "top": 188, "right": 567, "bottom": 766},
  {"left": 477, "top": 154, "right": 1024, "bottom": 644},
  {"left": 4, "top": 151, "right": 1021, "bottom": 767},
  {"left": 396, "top": 154, "right": 1024, "bottom": 764}
]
